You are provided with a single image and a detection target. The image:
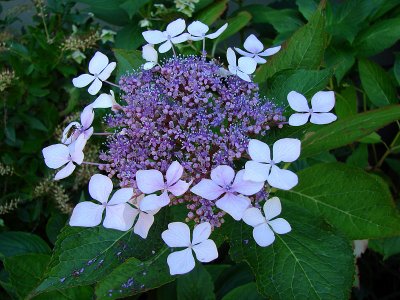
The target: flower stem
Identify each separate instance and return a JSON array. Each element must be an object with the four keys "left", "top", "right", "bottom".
[
  {"left": 104, "top": 80, "right": 121, "bottom": 89},
  {"left": 171, "top": 43, "right": 177, "bottom": 57},
  {"left": 92, "top": 132, "right": 113, "bottom": 136},
  {"left": 82, "top": 161, "right": 105, "bottom": 166}
]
